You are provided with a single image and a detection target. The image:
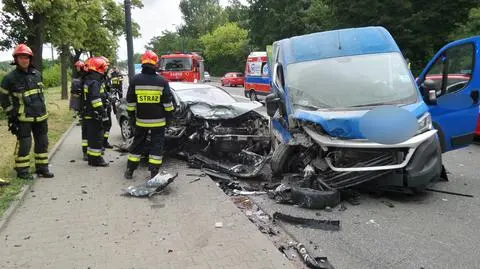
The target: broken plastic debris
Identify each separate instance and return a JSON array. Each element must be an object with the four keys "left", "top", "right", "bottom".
[
  {"left": 233, "top": 189, "right": 267, "bottom": 195},
  {"left": 215, "top": 222, "right": 223, "bottom": 228},
  {"left": 442, "top": 198, "right": 448, "bottom": 202},
  {"left": 289, "top": 241, "right": 335, "bottom": 269},
  {"left": 273, "top": 212, "right": 340, "bottom": 231},
  {"left": 122, "top": 171, "right": 178, "bottom": 197}
]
